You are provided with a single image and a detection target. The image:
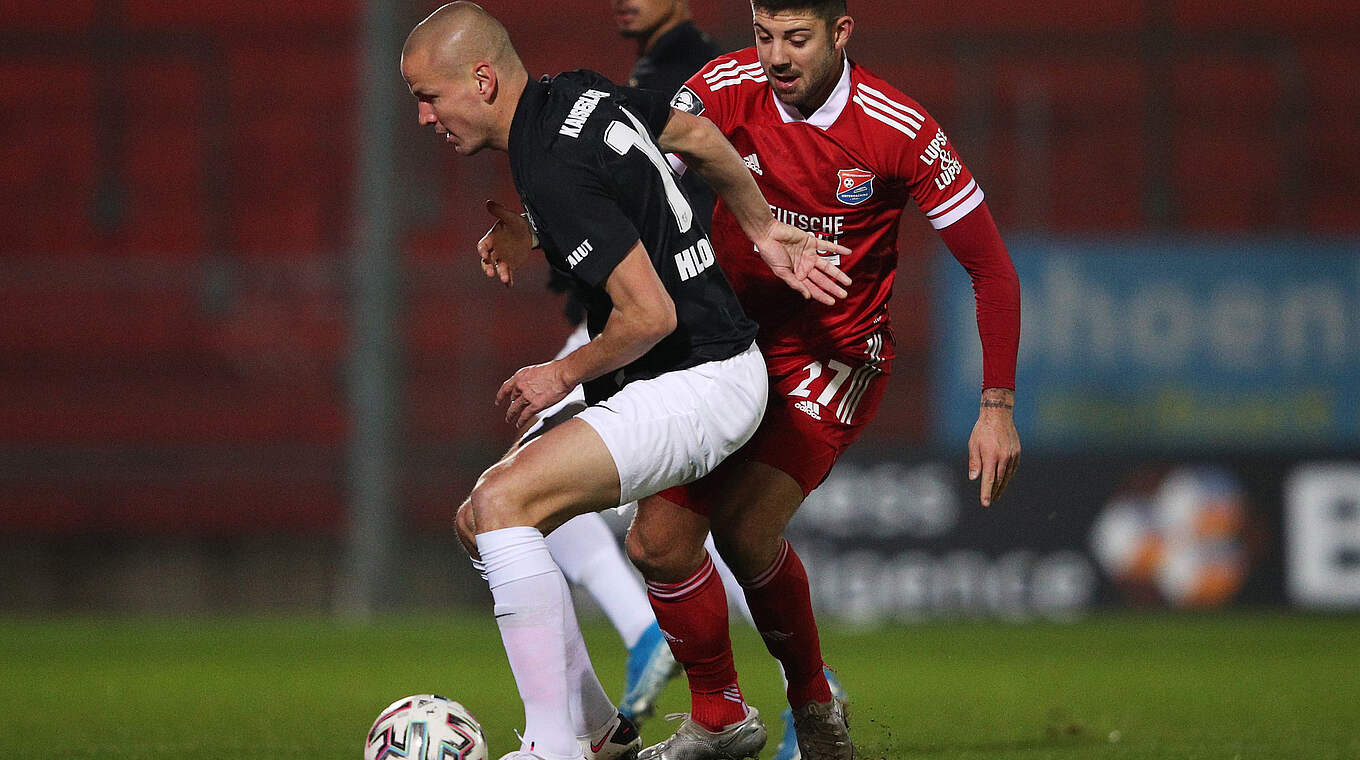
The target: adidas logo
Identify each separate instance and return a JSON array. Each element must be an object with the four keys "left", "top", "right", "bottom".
[
  {"left": 743, "top": 153, "right": 763, "bottom": 176},
  {"left": 793, "top": 400, "right": 821, "bottom": 420}
]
